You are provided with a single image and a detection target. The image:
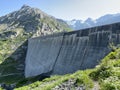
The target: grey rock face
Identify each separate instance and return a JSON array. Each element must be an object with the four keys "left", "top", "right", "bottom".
[
  {"left": 25, "top": 22, "right": 120, "bottom": 77},
  {"left": 0, "top": 5, "right": 70, "bottom": 35}
]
